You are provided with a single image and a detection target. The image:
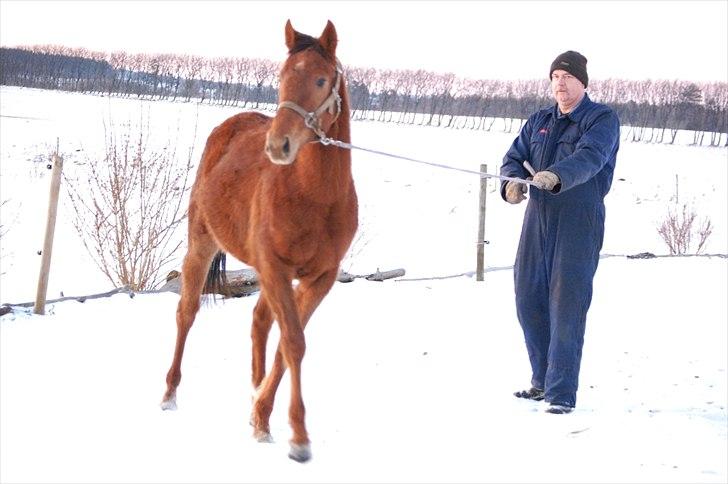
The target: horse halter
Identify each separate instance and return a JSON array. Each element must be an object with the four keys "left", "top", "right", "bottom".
[{"left": 278, "top": 59, "right": 343, "bottom": 139}]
